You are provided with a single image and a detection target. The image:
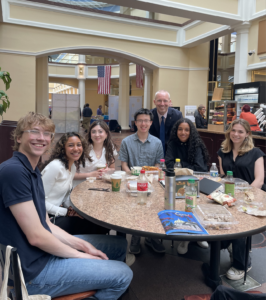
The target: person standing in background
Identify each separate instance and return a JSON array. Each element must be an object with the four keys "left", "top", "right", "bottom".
[
  {"left": 195, "top": 105, "right": 207, "bottom": 129},
  {"left": 97, "top": 105, "right": 103, "bottom": 116},
  {"left": 239, "top": 105, "right": 261, "bottom": 131},
  {"left": 82, "top": 103, "right": 93, "bottom": 133},
  {"left": 149, "top": 90, "right": 183, "bottom": 155}
]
